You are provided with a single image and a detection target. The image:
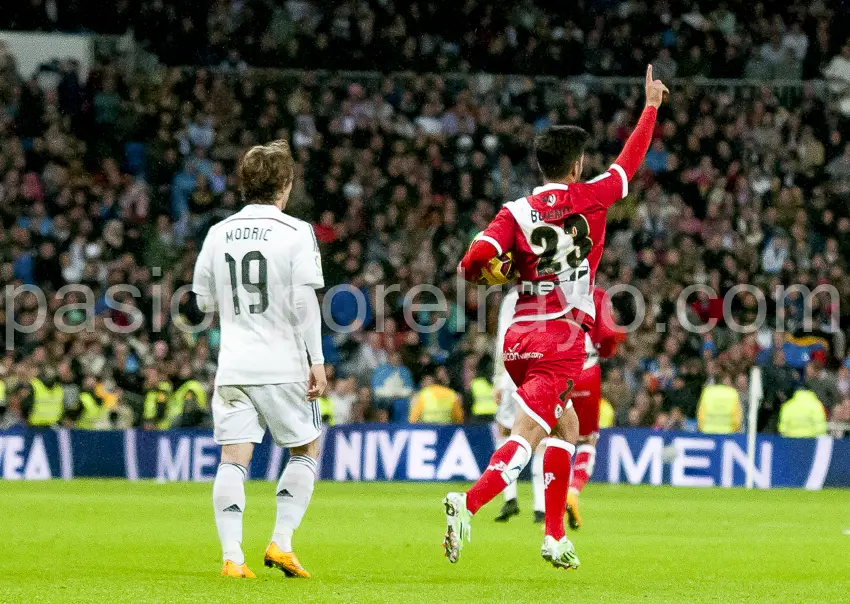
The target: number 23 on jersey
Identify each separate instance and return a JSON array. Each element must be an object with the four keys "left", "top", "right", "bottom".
[{"left": 529, "top": 214, "right": 592, "bottom": 277}]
